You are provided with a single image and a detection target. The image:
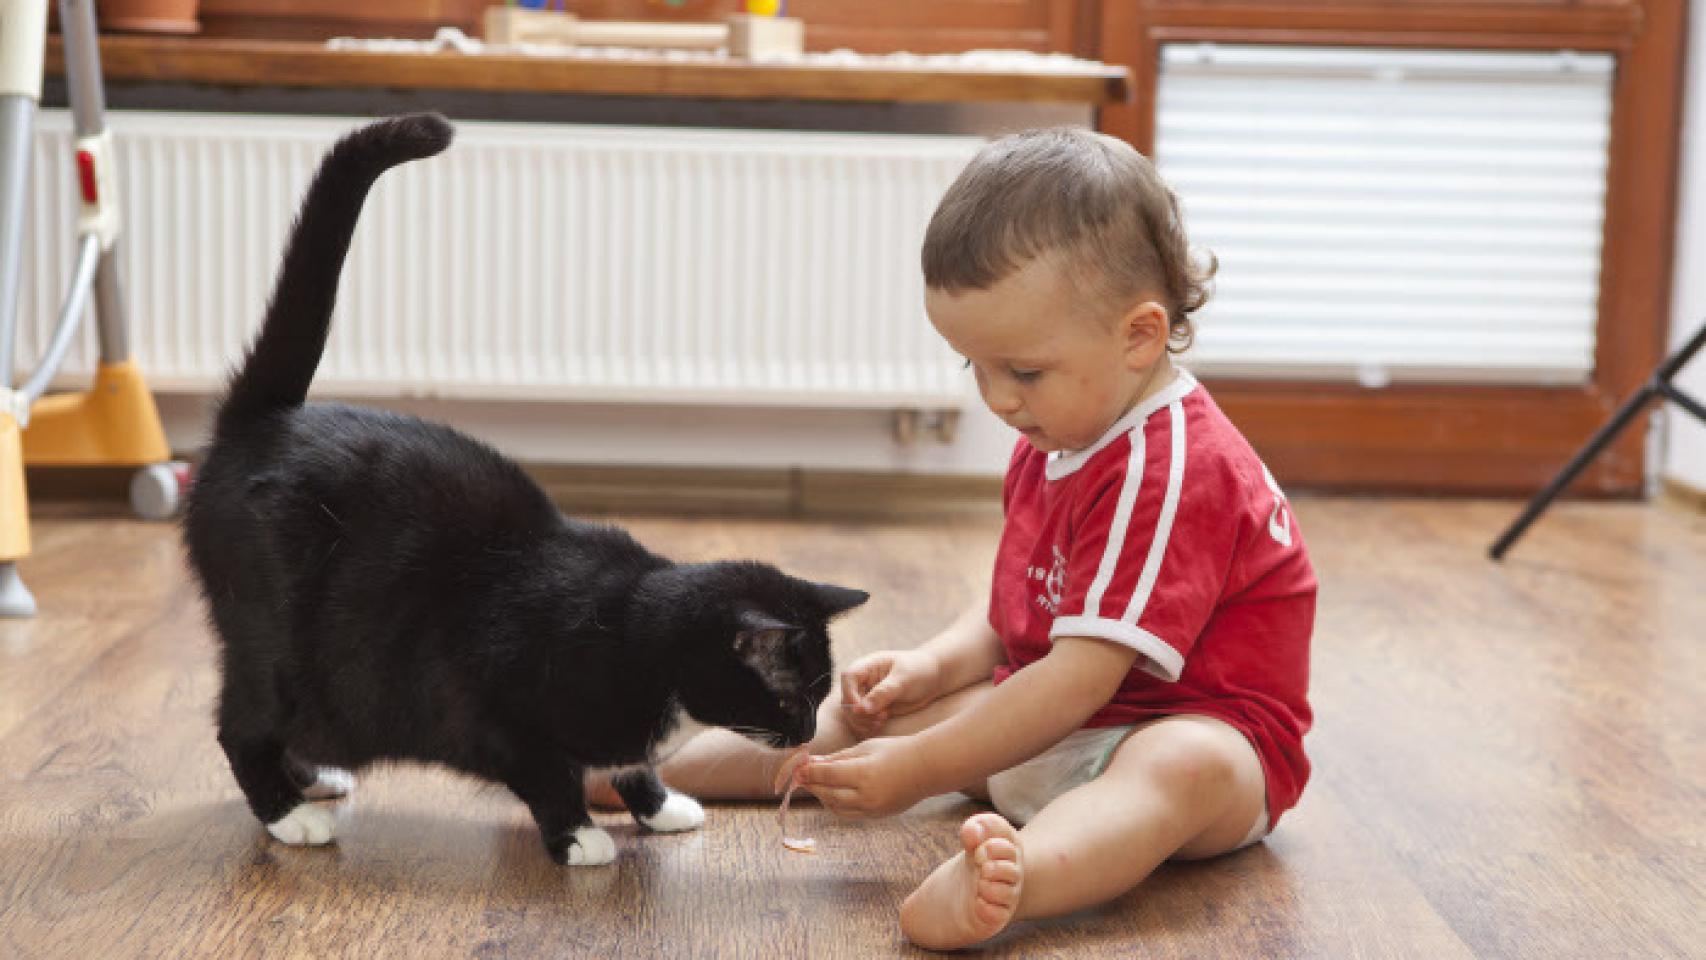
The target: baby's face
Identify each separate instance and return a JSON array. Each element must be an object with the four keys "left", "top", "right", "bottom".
[{"left": 926, "top": 256, "right": 1166, "bottom": 453}]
